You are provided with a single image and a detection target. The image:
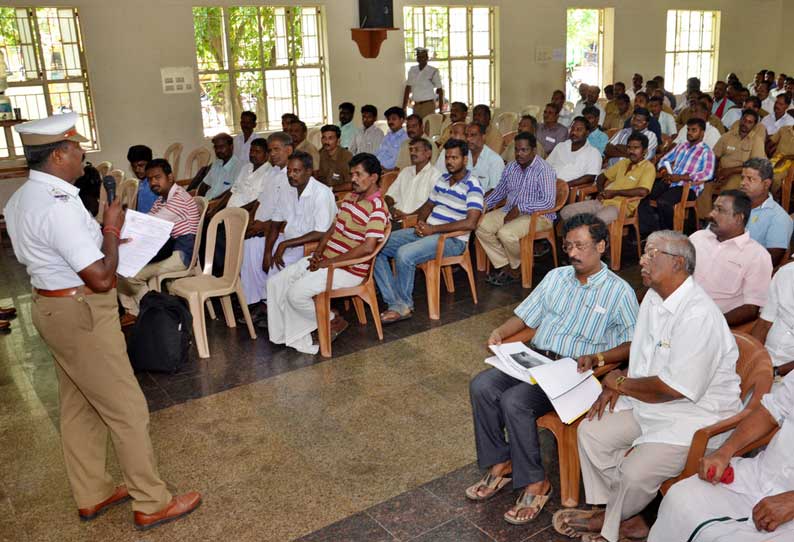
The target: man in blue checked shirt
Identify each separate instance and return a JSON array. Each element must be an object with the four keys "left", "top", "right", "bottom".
[
  {"left": 475, "top": 132, "right": 557, "bottom": 286},
  {"left": 466, "top": 213, "right": 638, "bottom": 526}
]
